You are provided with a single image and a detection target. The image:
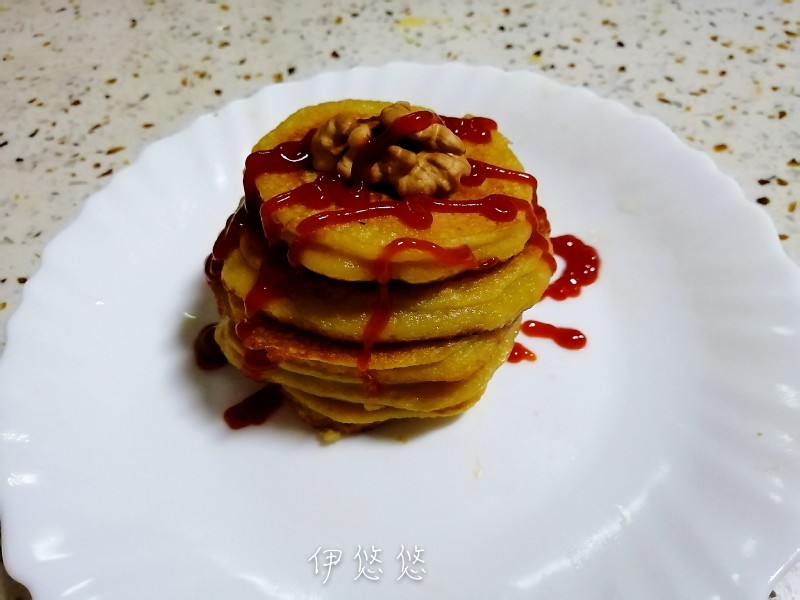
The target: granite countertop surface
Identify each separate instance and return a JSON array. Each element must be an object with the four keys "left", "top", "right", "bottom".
[{"left": 1, "top": 0, "right": 798, "bottom": 598}]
